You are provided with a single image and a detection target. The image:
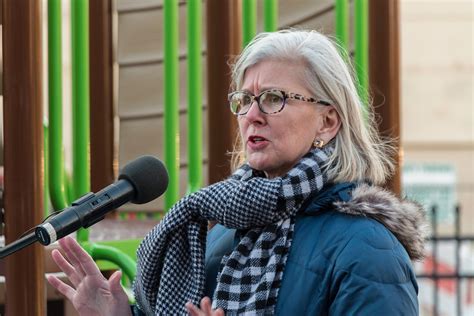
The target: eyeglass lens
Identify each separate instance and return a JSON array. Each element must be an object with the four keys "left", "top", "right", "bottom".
[{"left": 229, "top": 90, "right": 285, "bottom": 115}]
